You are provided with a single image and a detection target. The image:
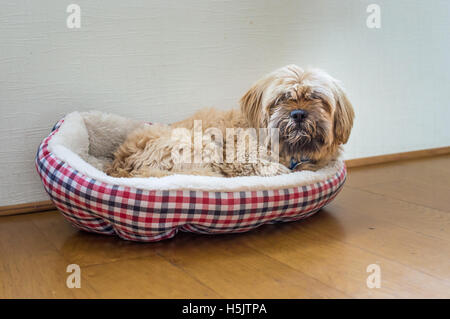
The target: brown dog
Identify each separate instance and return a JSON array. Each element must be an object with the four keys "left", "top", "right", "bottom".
[{"left": 106, "top": 65, "right": 354, "bottom": 178}]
